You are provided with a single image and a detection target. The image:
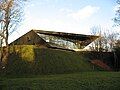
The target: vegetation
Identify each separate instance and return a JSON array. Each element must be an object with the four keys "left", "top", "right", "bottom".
[
  {"left": 0, "top": 46, "right": 118, "bottom": 89},
  {"left": 0, "top": 0, "right": 26, "bottom": 68},
  {"left": 113, "top": 0, "right": 120, "bottom": 26},
  {"left": 0, "top": 0, "right": 119, "bottom": 89},
  {"left": 90, "top": 26, "right": 119, "bottom": 52},
  {"left": 3, "top": 45, "right": 95, "bottom": 75},
  {"left": 113, "top": 47, "right": 120, "bottom": 71},
  {"left": 0, "top": 72, "right": 120, "bottom": 90}
]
